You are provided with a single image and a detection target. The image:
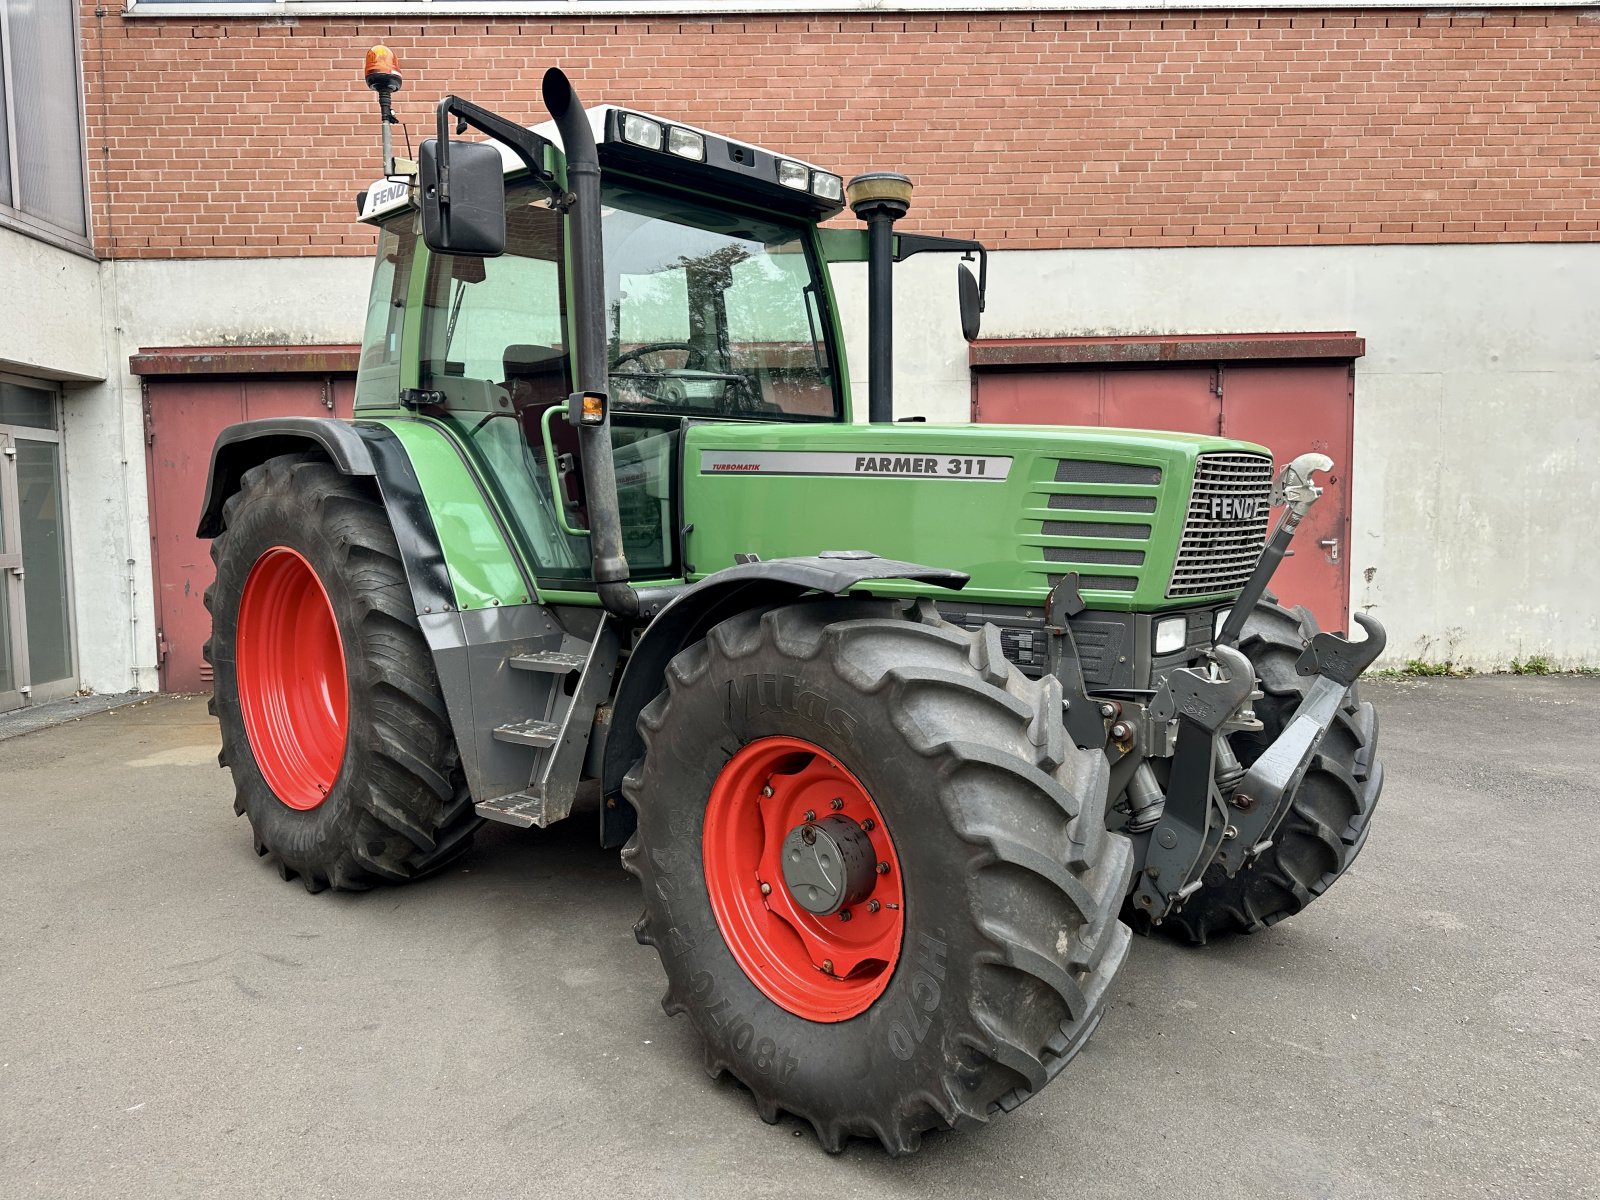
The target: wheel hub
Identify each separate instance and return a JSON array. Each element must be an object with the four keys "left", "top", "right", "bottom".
[
  {"left": 702, "top": 736, "right": 905, "bottom": 1022},
  {"left": 780, "top": 814, "right": 877, "bottom": 916}
]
